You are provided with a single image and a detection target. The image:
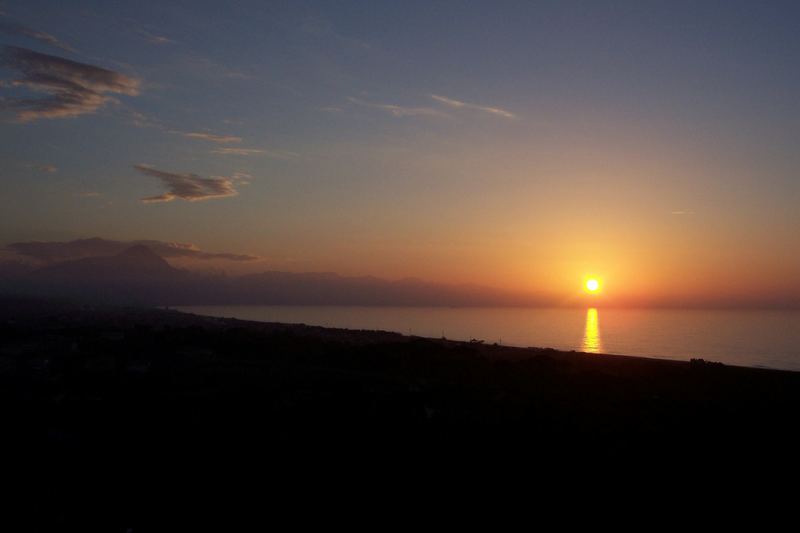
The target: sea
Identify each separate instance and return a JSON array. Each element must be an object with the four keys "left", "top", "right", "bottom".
[{"left": 175, "top": 305, "right": 800, "bottom": 371}]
